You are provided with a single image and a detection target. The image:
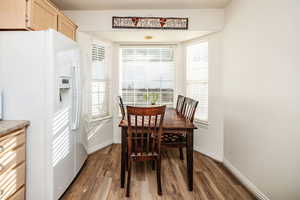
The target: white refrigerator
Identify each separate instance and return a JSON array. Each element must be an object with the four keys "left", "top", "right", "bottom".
[{"left": 0, "top": 30, "right": 88, "bottom": 200}]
